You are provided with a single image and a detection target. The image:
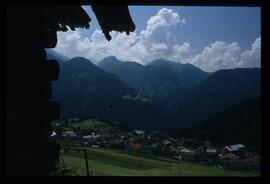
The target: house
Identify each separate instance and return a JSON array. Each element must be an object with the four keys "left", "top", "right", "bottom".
[
  {"left": 111, "top": 138, "right": 121, "bottom": 145},
  {"left": 161, "top": 139, "right": 172, "bottom": 146},
  {"left": 222, "top": 144, "right": 246, "bottom": 158},
  {"left": 62, "top": 131, "right": 77, "bottom": 137},
  {"left": 178, "top": 147, "right": 197, "bottom": 160},
  {"left": 148, "top": 131, "right": 161, "bottom": 141},
  {"left": 181, "top": 137, "right": 203, "bottom": 148},
  {"left": 225, "top": 144, "right": 245, "bottom": 152},
  {"left": 82, "top": 134, "right": 101, "bottom": 145},
  {"left": 82, "top": 134, "right": 101, "bottom": 139},
  {"left": 106, "top": 138, "right": 125, "bottom": 149},
  {"left": 81, "top": 141, "right": 89, "bottom": 146},
  {"left": 219, "top": 153, "right": 239, "bottom": 160},
  {"left": 49, "top": 131, "right": 58, "bottom": 141},
  {"left": 91, "top": 145, "right": 100, "bottom": 148},
  {"left": 142, "top": 137, "right": 154, "bottom": 145},
  {"left": 128, "top": 137, "right": 135, "bottom": 142},
  {"left": 49, "top": 131, "right": 57, "bottom": 137},
  {"left": 173, "top": 155, "right": 182, "bottom": 160},
  {"left": 99, "top": 132, "right": 114, "bottom": 140},
  {"left": 134, "top": 129, "right": 145, "bottom": 139},
  {"left": 179, "top": 147, "right": 195, "bottom": 154},
  {"left": 197, "top": 148, "right": 218, "bottom": 165},
  {"left": 150, "top": 143, "right": 160, "bottom": 148},
  {"left": 167, "top": 137, "right": 177, "bottom": 143},
  {"left": 206, "top": 148, "right": 217, "bottom": 155},
  {"left": 127, "top": 143, "right": 142, "bottom": 151}
]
